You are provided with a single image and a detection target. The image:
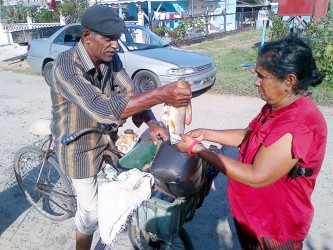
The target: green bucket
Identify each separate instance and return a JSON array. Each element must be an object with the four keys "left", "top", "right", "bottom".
[{"left": 117, "top": 139, "right": 161, "bottom": 171}]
